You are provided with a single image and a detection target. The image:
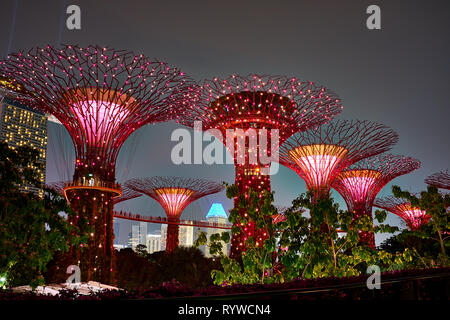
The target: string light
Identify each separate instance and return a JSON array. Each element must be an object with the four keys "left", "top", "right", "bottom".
[
  {"left": 175, "top": 75, "right": 344, "bottom": 257},
  {"left": 0, "top": 45, "right": 197, "bottom": 284},
  {"left": 279, "top": 120, "right": 399, "bottom": 202},
  {"left": 126, "top": 176, "right": 223, "bottom": 252},
  {"left": 332, "top": 154, "right": 420, "bottom": 247},
  {"left": 375, "top": 196, "right": 431, "bottom": 231}
]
